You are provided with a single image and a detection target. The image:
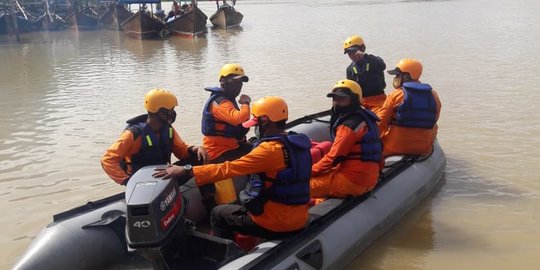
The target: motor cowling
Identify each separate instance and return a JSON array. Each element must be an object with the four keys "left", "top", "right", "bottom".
[{"left": 125, "top": 165, "right": 185, "bottom": 249}]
